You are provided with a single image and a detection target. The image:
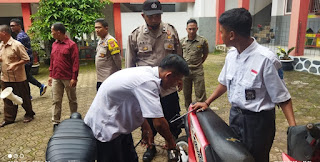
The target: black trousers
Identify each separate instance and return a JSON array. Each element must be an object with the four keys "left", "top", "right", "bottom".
[
  {"left": 96, "top": 134, "right": 138, "bottom": 162},
  {"left": 96, "top": 82, "right": 102, "bottom": 91},
  {"left": 25, "top": 63, "right": 42, "bottom": 88},
  {"left": 229, "top": 107, "right": 275, "bottom": 162},
  {"left": 1, "top": 80, "right": 35, "bottom": 122},
  {"left": 147, "top": 91, "right": 181, "bottom": 139}
]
